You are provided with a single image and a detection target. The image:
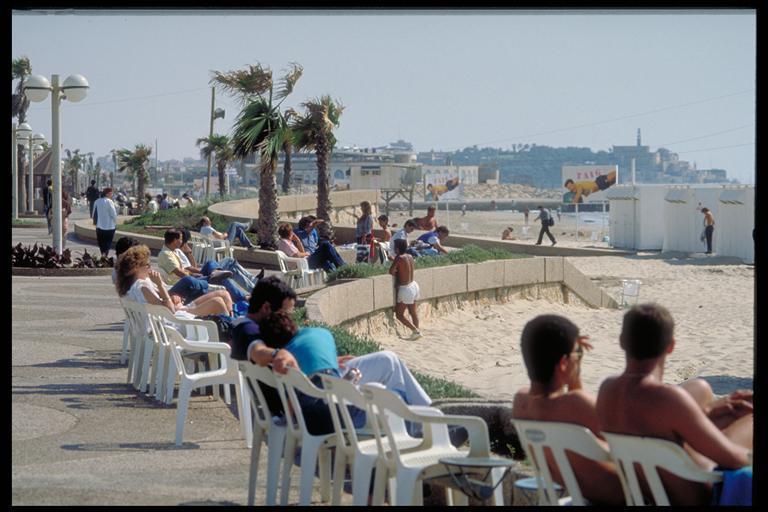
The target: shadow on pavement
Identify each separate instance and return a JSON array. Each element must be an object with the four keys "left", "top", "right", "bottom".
[{"left": 61, "top": 441, "right": 200, "bottom": 452}]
